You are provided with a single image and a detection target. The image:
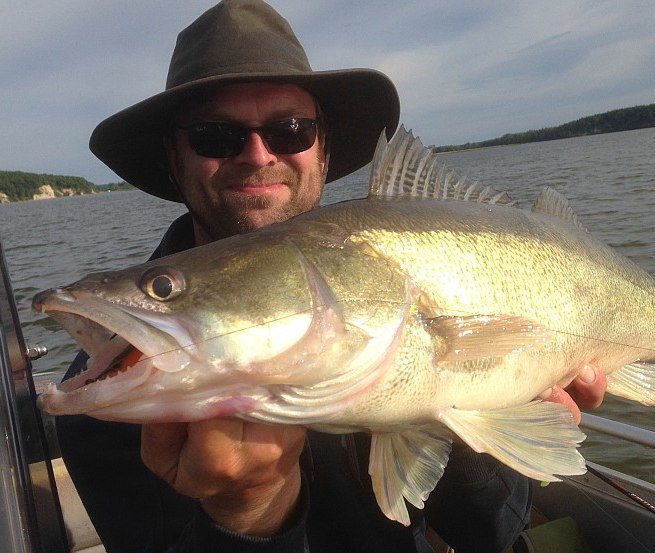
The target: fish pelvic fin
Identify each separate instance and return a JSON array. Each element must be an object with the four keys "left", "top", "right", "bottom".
[
  {"left": 606, "top": 361, "right": 655, "bottom": 406},
  {"left": 369, "top": 425, "right": 452, "bottom": 526},
  {"left": 439, "top": 401, "right": 587, "bottom": 481},
  {"left": 368, "top": 126, "right": 515, "bottom": 205},
  {"left": 531, "top": 187, "right": 586, "bottom": 230}
]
